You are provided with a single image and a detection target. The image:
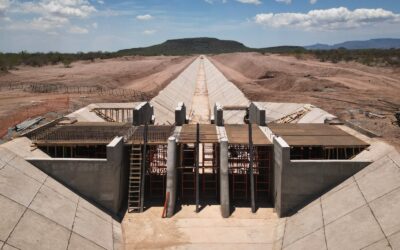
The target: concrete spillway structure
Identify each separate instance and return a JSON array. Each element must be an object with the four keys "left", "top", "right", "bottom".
[{"left": 1, "top": 55, "right": 400, "bottom": 249}]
